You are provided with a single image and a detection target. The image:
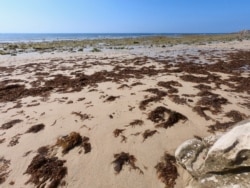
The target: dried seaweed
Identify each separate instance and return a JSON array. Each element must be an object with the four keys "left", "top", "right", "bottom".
[
  {"left": 169, "top": 95, "right": 187, "bottom": 105},
  {"left": 139, "top": 89, "right": 167, "bottom": 110},
  {"left": 56, "top": 132, "right": 82, "bottom": 154},
  {"left": 104, "top": 96, "right": 120, "bottom": 102},
  {"left": 0, "top": 157, "right": 10, "bottom": 185},
  {"left": 24, "top": 154, "right": 67, "bottom": 188},
  {"left": 113, "top": 129, "right": 125, "bottom": 137},
  {"left": 26, "top": 124, "right": 45, "bottom": 133},
  {"left": 148, "top": 106, "right": 171, "bottom": 123},
  {"left": 1, "top": 119, "right": 22, "bottom": 130},
  {"left": 8, "top": 134, "right": 22, "bottom": 147},
  {"left": 126, "top": 119, "right": 144, "bottom": 127},
  {"left": 197, "top": 95, "right": 228, "bottom": 113},
  {"left": 157, "top": 111, "right": 187, "bottom": 129},
  {"left": 207, "top": 121, "right": 235, "bottom": 133},
  {"left": 155, "top": 152, "right": 178, "bottom": 188},
  {"left": 225, "top": 110, "right": 246, "bottom": 122},
  {"left": 71, "top": 111, "right": 90, "bottom": 121},
  {"left": 193, "top": 106, "right": 211, "bottom": 120},
  {"left": 142, "top": 129, "right": 158, "bottom": 142},
  {"left": 112, "top": 152, "right": 143, "bottom": 174}
]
